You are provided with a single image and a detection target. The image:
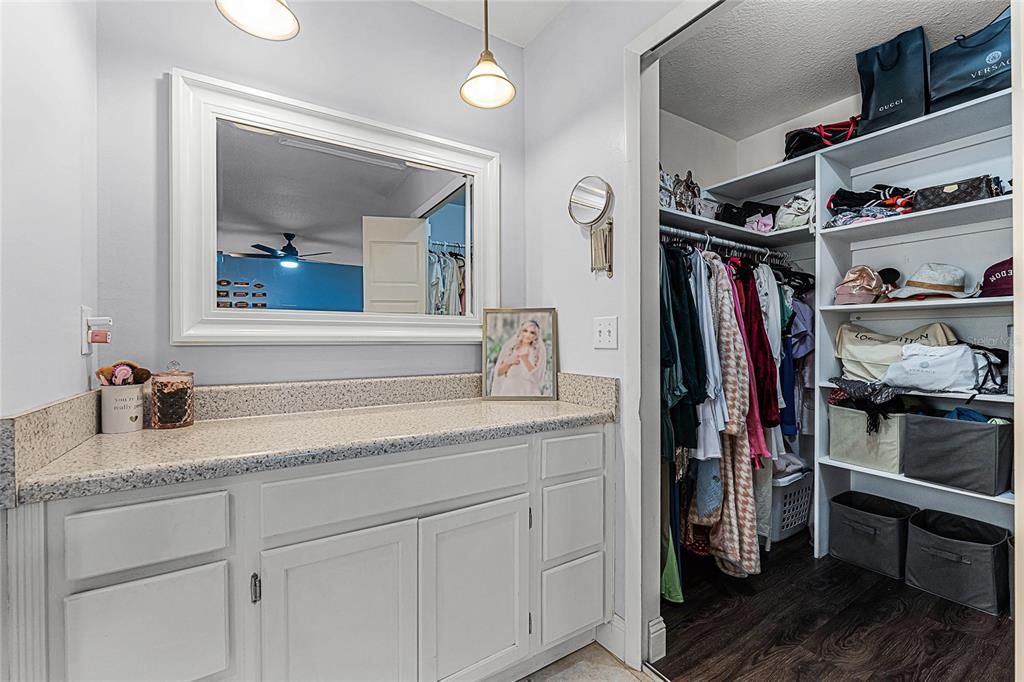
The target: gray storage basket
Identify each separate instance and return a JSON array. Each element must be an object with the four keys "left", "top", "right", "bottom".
[
  {"left": 829, "top": 492, "right": 918, "bottom": 579},
  {"left": 828, "top": 405, "right": 905, "bottom": 473},
  {"left": 903, "top": 414, "right": 1013, "bottom": 496},
  {"left": 768, "top": 472, "right": 813, "bottom": 543},
  {"left": 905, "top": 510, "right": 1010, "bottom": 615}
]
